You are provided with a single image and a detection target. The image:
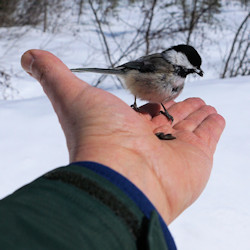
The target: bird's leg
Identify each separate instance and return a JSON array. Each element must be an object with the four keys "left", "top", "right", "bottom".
[
  {"left": 130, "top": 96, "right": 140, "bottom": 112},
  {"left": 160, "top": 103, "right": 174, "bottom": 123},
  {"left": 156, "top": 103, "right": 176, "bottom": 140}
]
